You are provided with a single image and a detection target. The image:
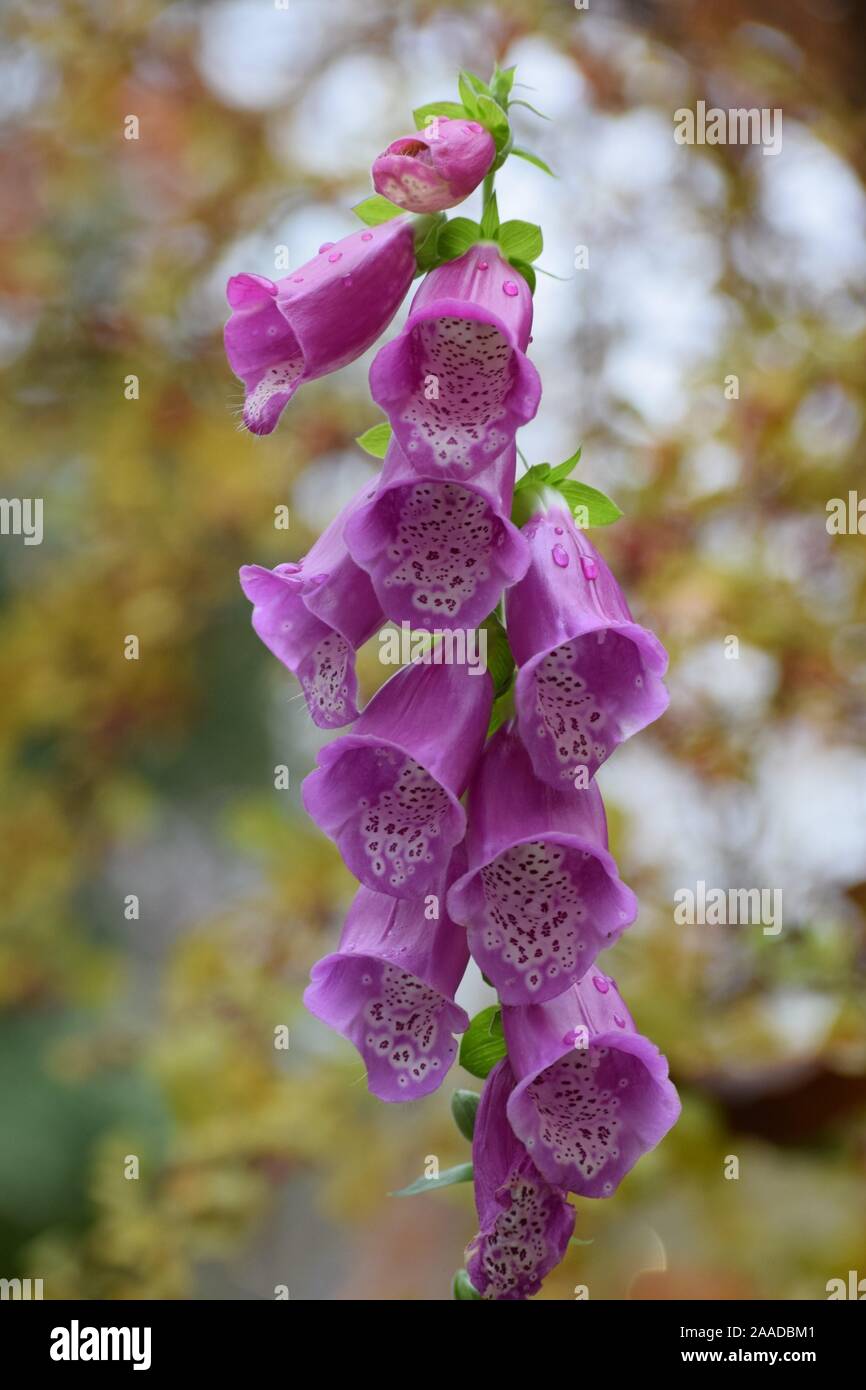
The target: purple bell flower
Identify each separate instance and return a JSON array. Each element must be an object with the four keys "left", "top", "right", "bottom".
[
  {"left": 372, "top": 117, "right": 496, "bottom": 214},
  {"left": 343, "top": 439, "right": 529, "bottom": 630},
  {"left": 225, "top": 217, "right": 418, "bottom": 435},
  {"left": 302, "top": 659, "right": 493, "bottom": 898},
  {"left": 369, "top": 244, "right": 541, "bottom": 479},
  {"left": 507, "top": 496, "right": 669, "bottom": 786},
  {"left": 304, "top": 858, "right": 470, "bottom": 1102},
  {"left": 502, "top": 972, "right": 681, "bottom": 1198},
  {"left": 465, "top": 1058, "right": 575, "bottom": 1300},
  {"left": 447, "top": 724, "right": 637, "bottom": 1005},
  {"left": 239, "top": 487, "right": 384, "bottom": 730}
]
